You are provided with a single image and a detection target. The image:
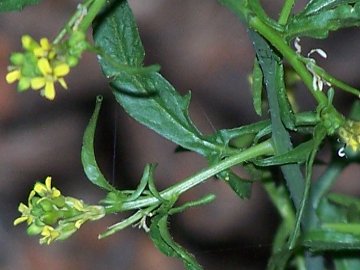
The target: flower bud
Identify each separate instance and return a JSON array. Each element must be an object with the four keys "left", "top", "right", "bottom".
[{"left": 10, "top": 53, "right": 24, "bottom": 65}]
